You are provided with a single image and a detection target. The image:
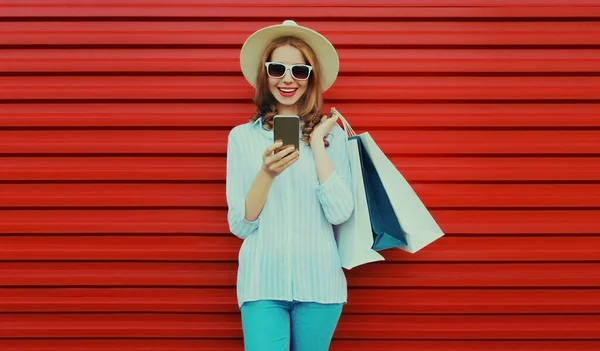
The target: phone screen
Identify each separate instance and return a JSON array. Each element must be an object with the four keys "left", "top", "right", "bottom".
[{"left": 273, "top": 115, "right": 300, "bottom": 153}]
